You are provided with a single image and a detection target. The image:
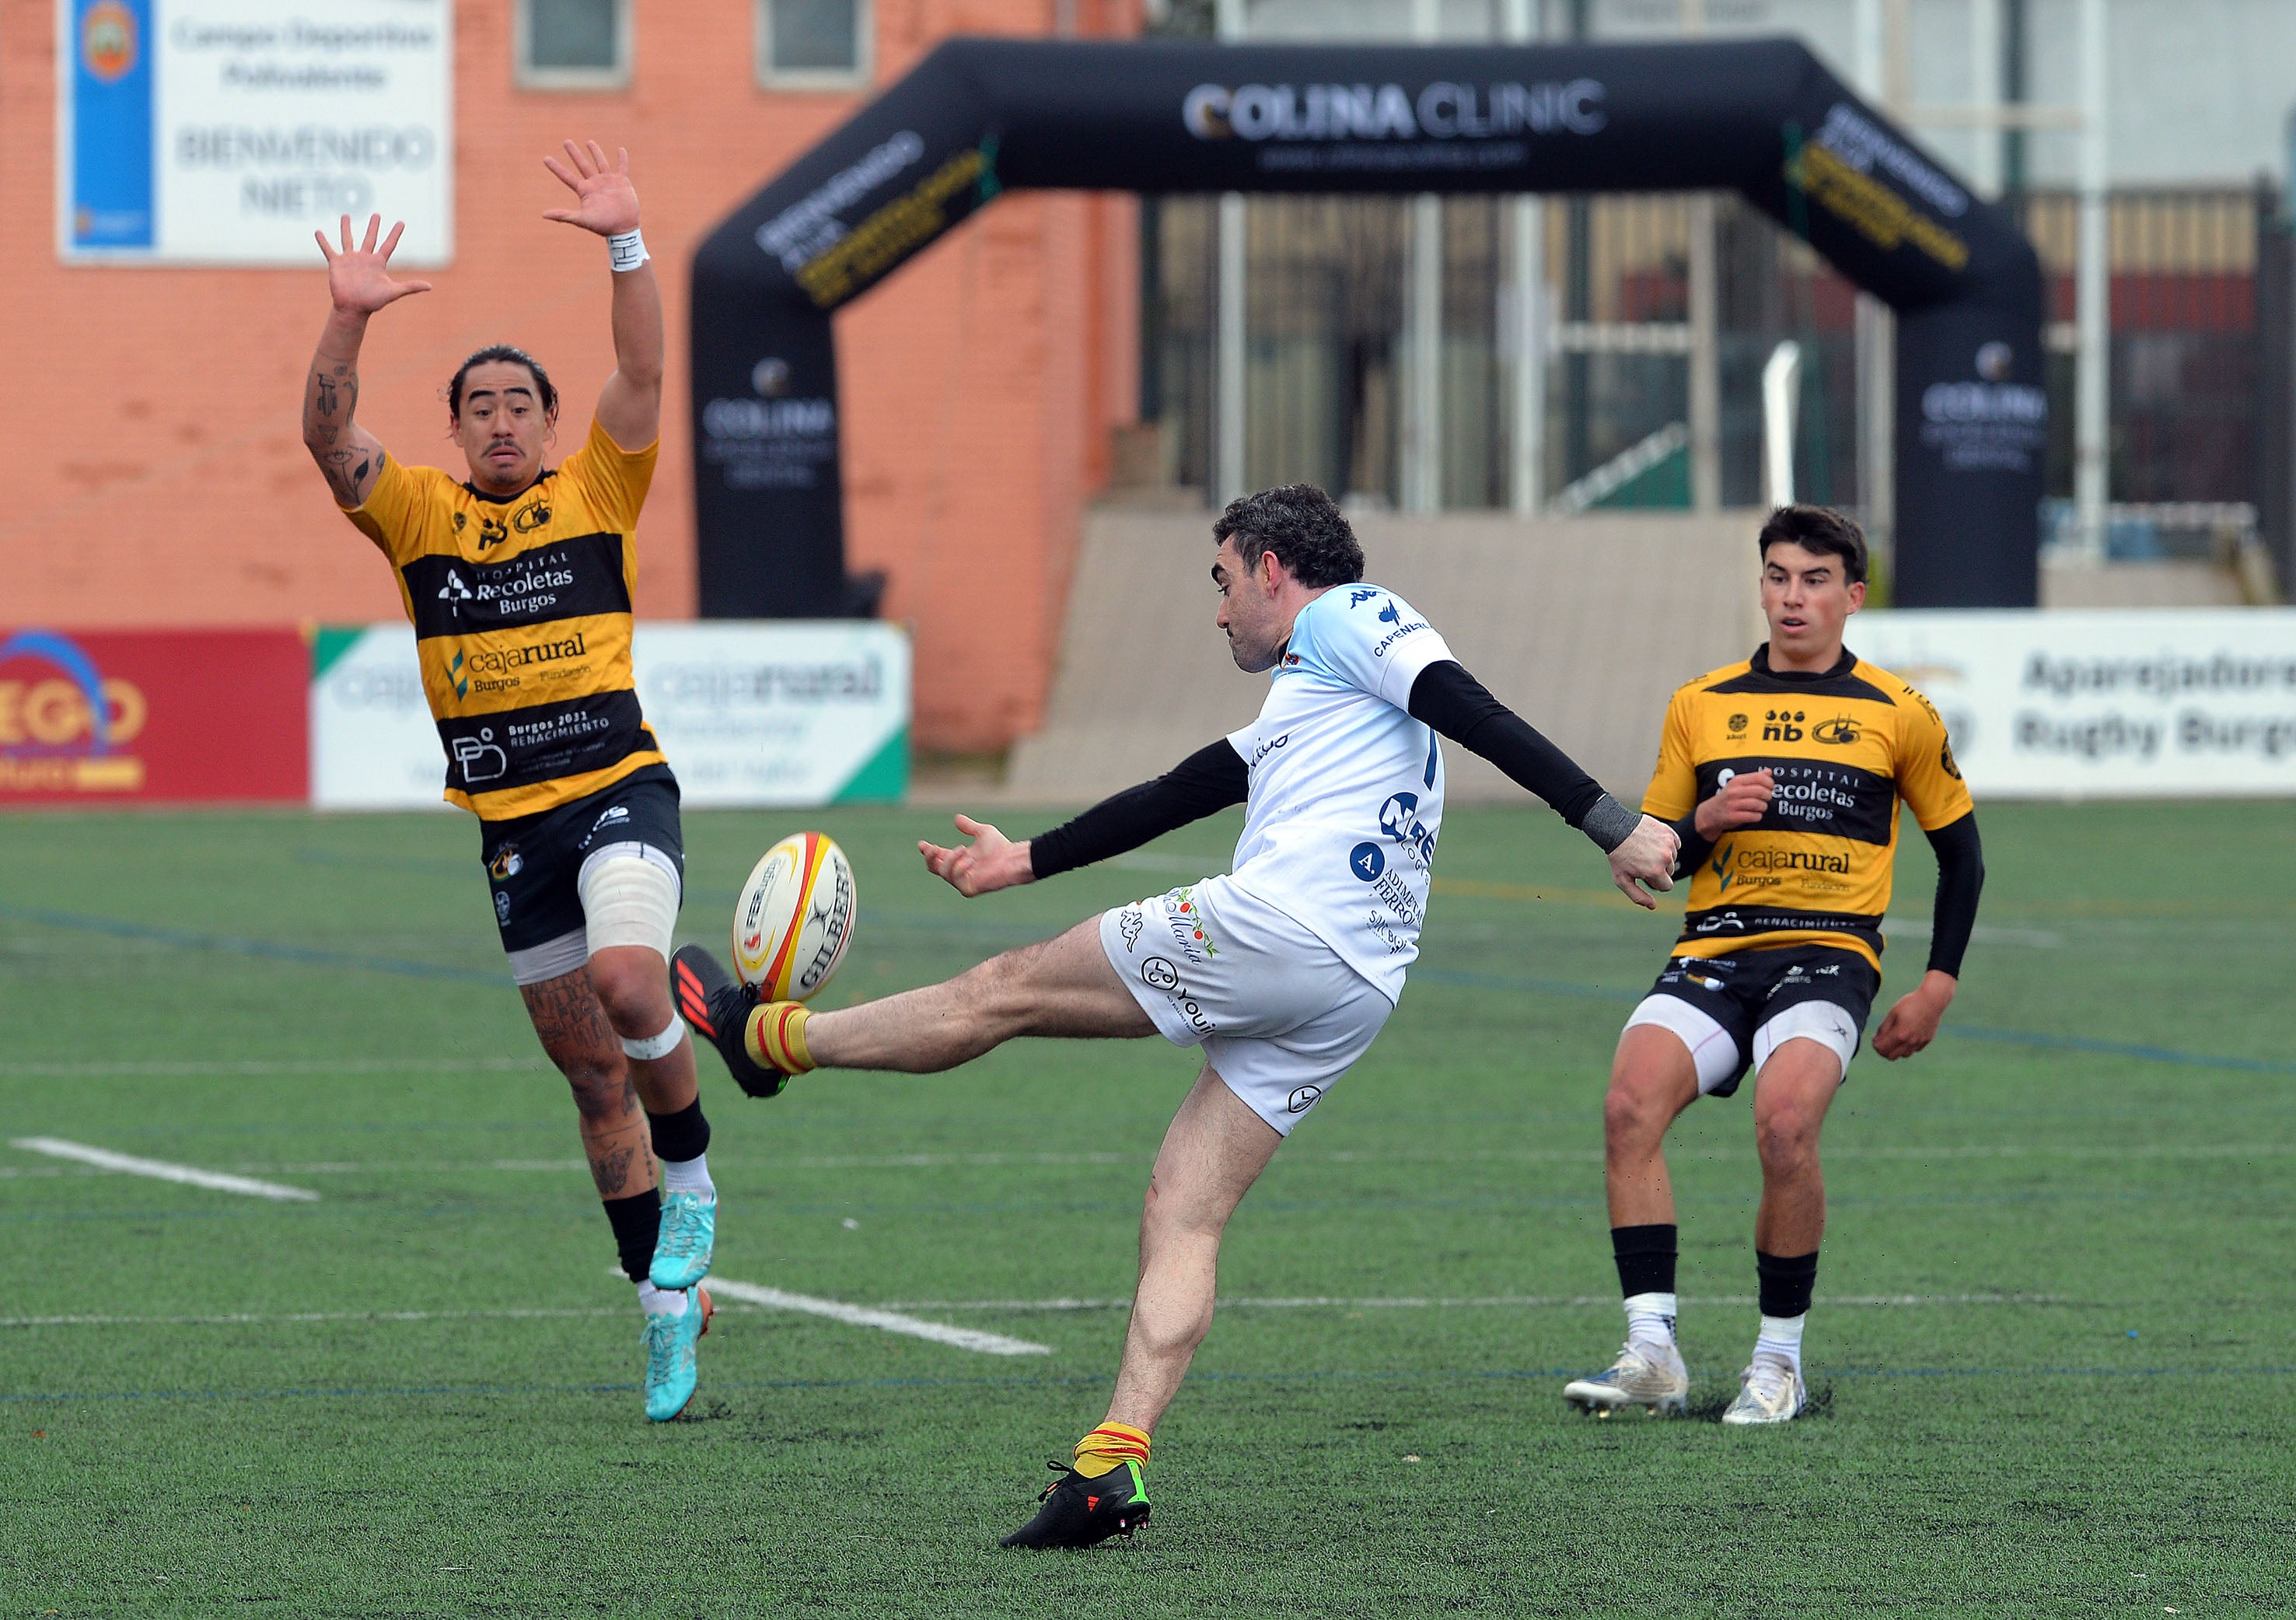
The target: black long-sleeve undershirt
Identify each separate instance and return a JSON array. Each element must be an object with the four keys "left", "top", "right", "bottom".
[
  {"left": 1027, "top": 739, "right": 1249, "bottom": 880},
  {"left": 1403, "top": 660, "right": 1618, "bottom": 833},
  {"left": 1027, "top": 659, "right": 1631, "bottom": 880},
  {"left": 1921, "top": 812, "right": 1984, "bottom": 978}
]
